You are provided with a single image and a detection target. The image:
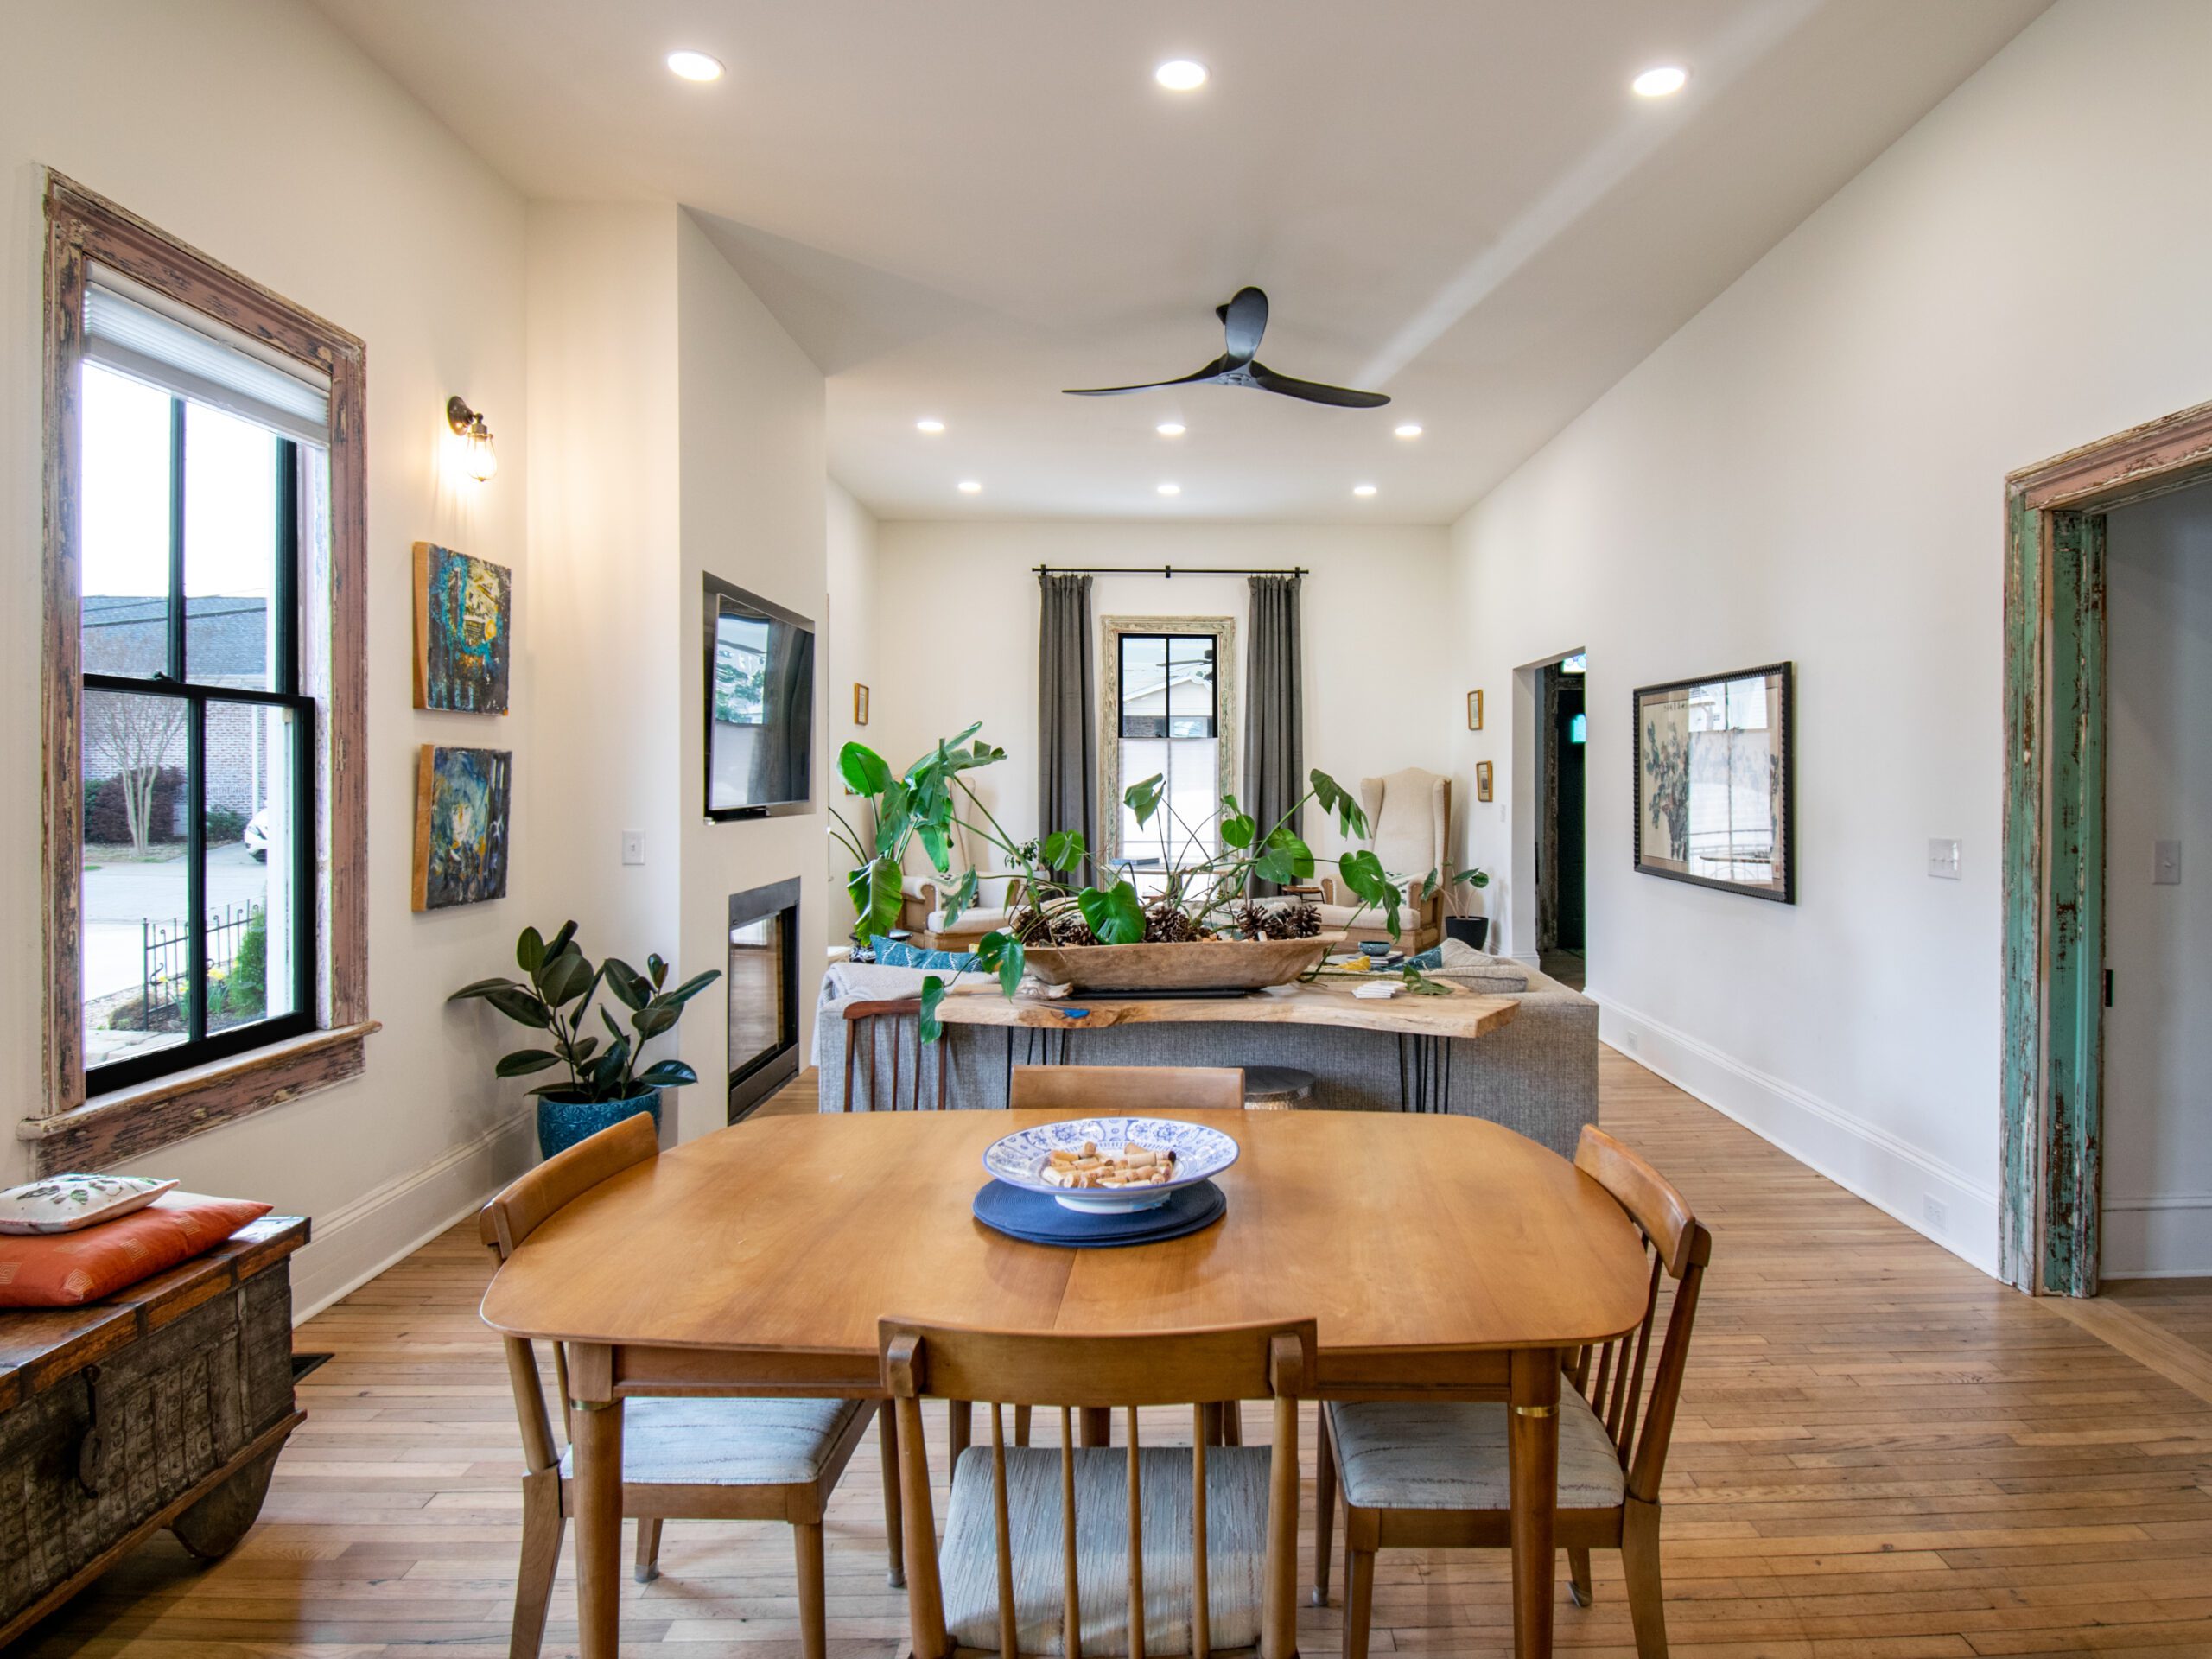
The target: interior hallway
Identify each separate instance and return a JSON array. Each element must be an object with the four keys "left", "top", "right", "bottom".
[{"left": 16, "top": 1052, "right": 2212, "bottom": 1658}]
